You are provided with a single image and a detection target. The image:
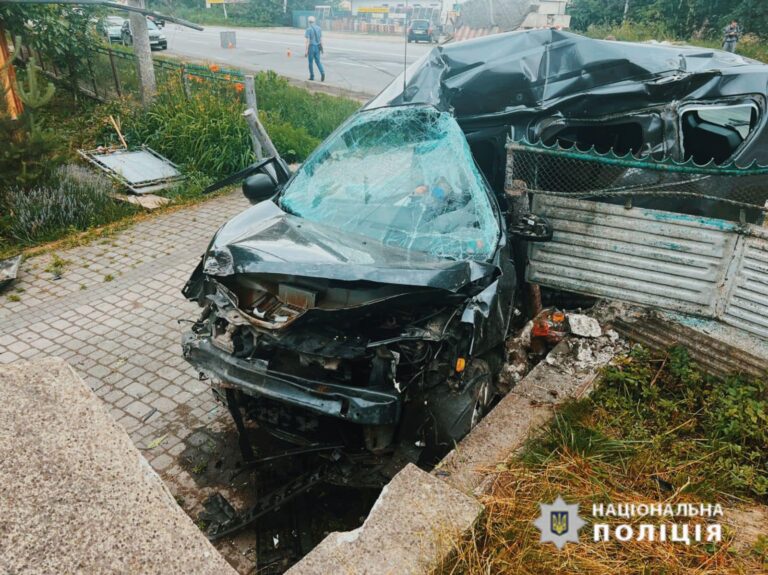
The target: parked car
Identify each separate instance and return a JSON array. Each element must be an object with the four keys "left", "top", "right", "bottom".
[
  {"left": 408, "top": 19, "right": 437, "bottom": 43},
  {"left": 121, "top": 18, "right": 167, "bottom": 50},
  {"left": 101, "top": 16, "right": 125, "bottom": 43}
]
